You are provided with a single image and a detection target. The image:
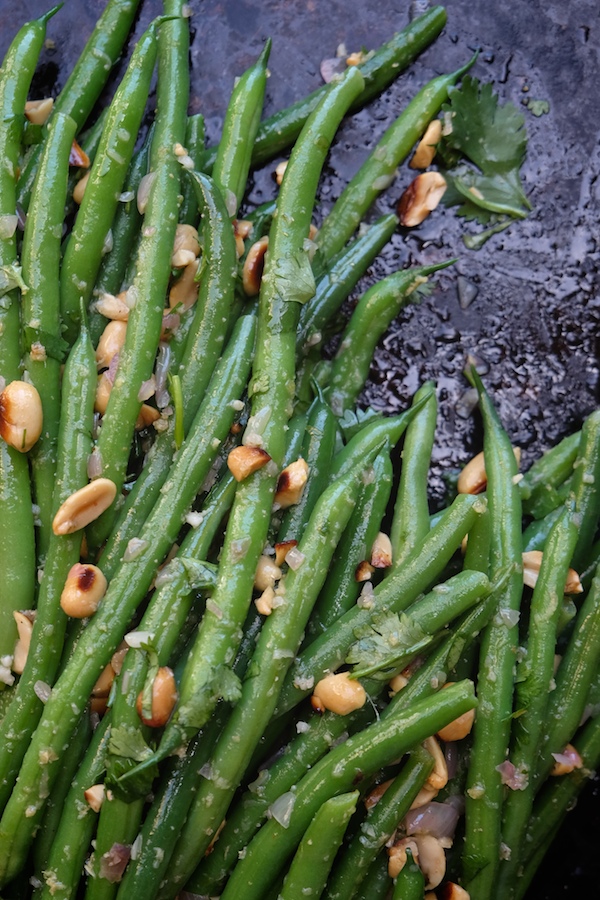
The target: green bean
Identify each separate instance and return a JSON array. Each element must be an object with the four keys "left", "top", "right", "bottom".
[
  {"left": 279, "top": 792, "right": 359, "bottom": 900},
  {"left": 32, "top": 712, "right": 92, "bottom": 886},
  {"left": 187, "top": 701, "right": 378, "bottom": 896},
  {"left": 519, "top": 429, "right": 579, "bottom": 506},
  {"left": 20, "top": 112, "right": 77, "bottom": 557},
  {"left": 297, "top": 213, "right": 398, "bottom": 359},
  {"left": 569, "top": 409, "right": 600, "bottom": 570},
  {"left": 307, "top": 449, "right": 393, "bottom": 640},
  {"left": 0, "top": 7, "right": 59, "bottom": 665},
  {"left": 145, "top": 461, "right": 367, "bottom": 897},
  {"left": 202, "top": 6, "right": 448, "bottom": 172},
  {"left": 327, "top": 262, "right": 453, "bottom": 416},
  {"left": 0, "top": 317, "right": 96, "bottom": 814},
  {"left": 275, "top": 492, "right": 486, "bottom": 718},
  {"left": 276, "top": 388, "right": 339, "bottom": 543},
  {"left": 178, "top": 114, "right": 205, "bottom": 225},
  {"left": 462, "top": 371, "right": 523, "bottom": 899},
  {"left": 324, "top": 747, "right": 434, "bottom": 900},
  {"left": 86, "top": 0, "right": 190, "bottom": 550},
  {"left": 535, "top": 565, "right": 600, "bottom": 786},
  {"left": 516, "top": 713, "right": 600, "bottom": 900},
  {"left": 97, "top": 170, "right": 239, "bottom": 578},
  {"left": 390, "top": 382, "right": 437, "bottom": 568},
  {"left": 89, "top": 128, "right": 153, "bottom": 345},
  {"left": 212, "top": 40, "right": 271, "bottom": 213},
  {"left": 315, "top": 57, "right": 476, "bottom": 265},
  {"left": 17, "top": 0, "right": 143, "bottom": 211},
  {"left": 38, "top": 716, "right": 112, "bottom": 900},
  {"left": 0, "top": 313, "right": 255, "bottom": 883},
  {"left": 60, "top": 21, "right": 159, "bottom": 344},
  {"left": 497, "top": 504, "right": 580, "bottom": 897},
  {"left": 117, "top": 66, "right": 366, "bottom": 775},
  {"left": 353, "top": 855, "right": 392, "bottom": 900},
  {"left": 220, "top": 681, "right": 476, "bottom": 900},
  {"left": 392, "top": 847, "right": 424, "bottom": 900},
  {"left": 522, "top": 504, "right": 563, "bottom": 552}
]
